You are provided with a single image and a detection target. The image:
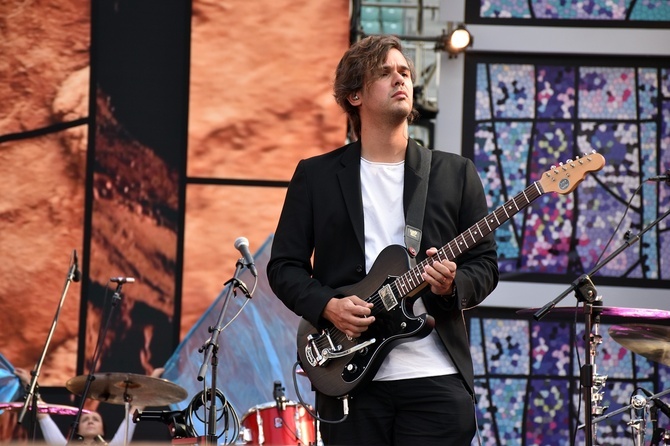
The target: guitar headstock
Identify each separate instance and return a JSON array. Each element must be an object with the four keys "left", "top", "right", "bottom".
[{"left": 539, "top": 152, "right": 606, "bottom": 195}]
